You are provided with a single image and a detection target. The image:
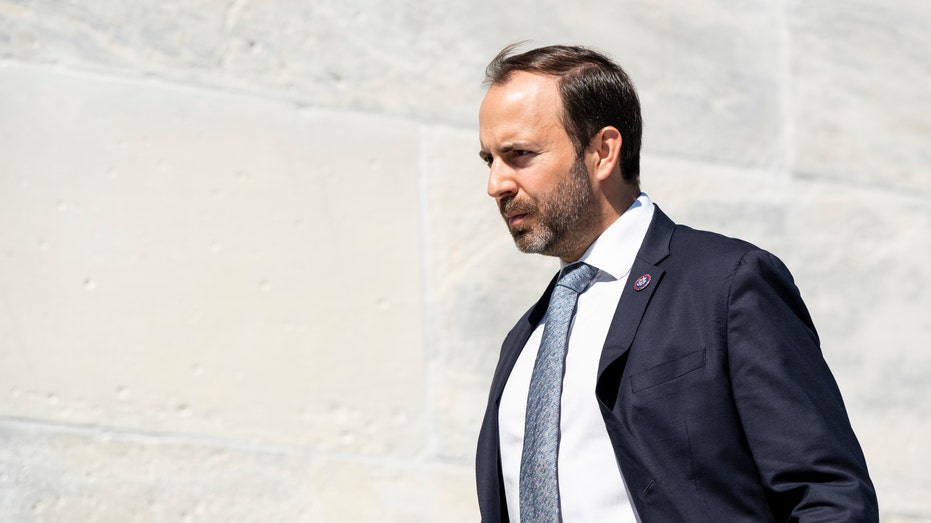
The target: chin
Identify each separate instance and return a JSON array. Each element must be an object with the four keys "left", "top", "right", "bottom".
[{"left": 513, "top": 233, "right": 556, "bottom": 256}]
